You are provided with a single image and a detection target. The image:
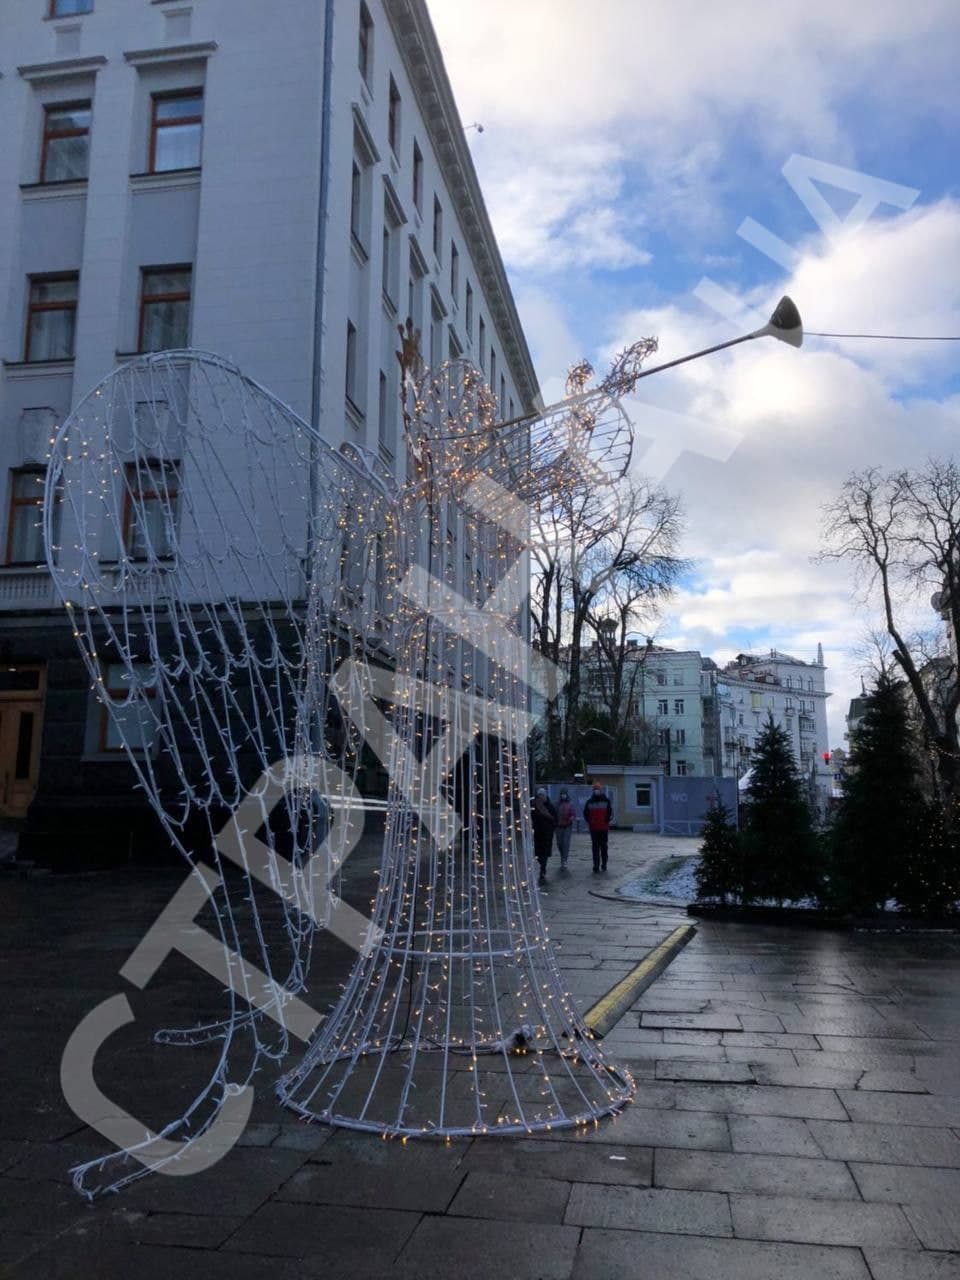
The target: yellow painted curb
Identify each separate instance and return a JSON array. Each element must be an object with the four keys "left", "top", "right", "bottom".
[{"left": 583, "top": 923, "right": 696, "bottom": 1039}]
